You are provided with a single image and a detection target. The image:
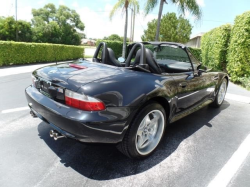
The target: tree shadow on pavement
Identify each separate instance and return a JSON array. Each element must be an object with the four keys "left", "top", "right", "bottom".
[{"left": 37, "top": 101, "right": 230, "bottom": 180}]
